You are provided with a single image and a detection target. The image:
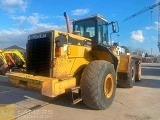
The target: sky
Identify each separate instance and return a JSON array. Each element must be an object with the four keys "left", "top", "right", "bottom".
[{"left": 0, "top": 0, "right": 159, "bottom": 55}]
